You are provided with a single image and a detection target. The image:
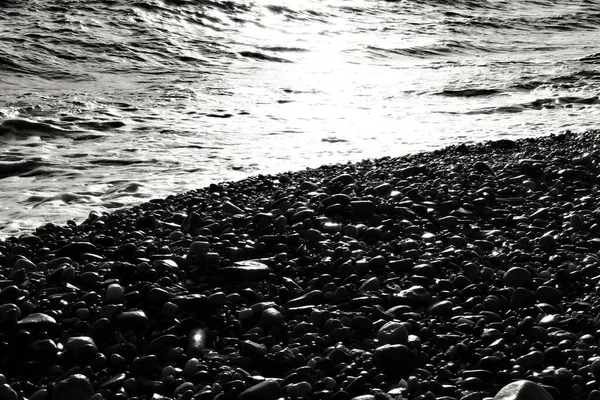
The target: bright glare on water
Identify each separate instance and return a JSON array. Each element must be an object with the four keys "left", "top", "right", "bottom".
[{"left": 1, "top": 0, "right": 600, "bottom": 236}]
